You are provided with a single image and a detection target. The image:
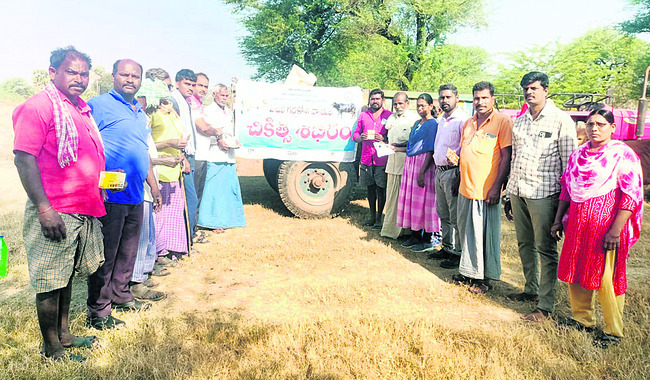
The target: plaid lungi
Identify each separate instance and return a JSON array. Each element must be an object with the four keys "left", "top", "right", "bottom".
[
  {"left": 23, "top": 200, "right": 104, "bottom": 293},
  {"left": 397, "top": 153, "right": 439, "bottom": 233},
  {"left": 155, "top": 180, "right": 188, "bottom": 255}
]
